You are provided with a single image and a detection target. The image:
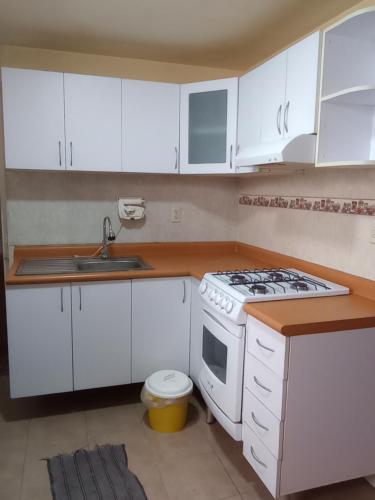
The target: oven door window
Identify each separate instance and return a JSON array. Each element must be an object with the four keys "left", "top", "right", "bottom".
[{"left": 202, "top": 326, "right": 228, "bottom": 384}]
